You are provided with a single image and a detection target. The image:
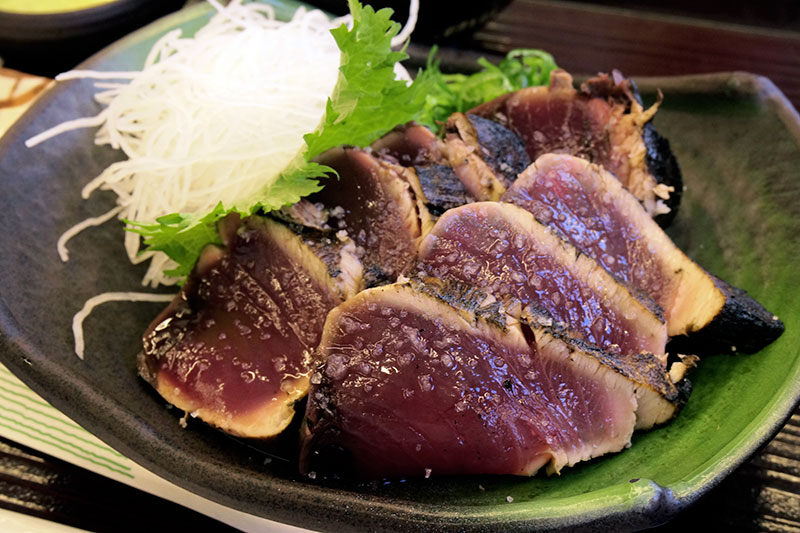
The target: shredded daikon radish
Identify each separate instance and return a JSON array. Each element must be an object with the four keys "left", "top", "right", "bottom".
[
  {"left": 391, "top": 0, "right": 419, "bottom": 48},
  {"left": 57, "top": 205, "right": 123, "bottom": 261},
  {"left": 388, "top": 0, "right": 418, "bottom": 84},
  {"left": 72, "top": 292, "right": 176, "bottom": 359},
  {"left": 28, "top": 0, "right": 343, "bottom": 287}
]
